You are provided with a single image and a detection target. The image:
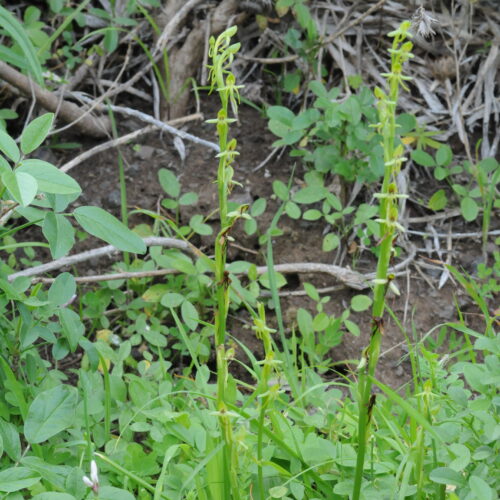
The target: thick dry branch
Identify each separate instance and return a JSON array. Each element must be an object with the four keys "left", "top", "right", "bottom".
[
  {"left": 8, "top": 238, "right": 414, "bottom": 292},
  {"left": 255, "top": 263, "right": 368, "bottom": 290},
  {"left": 0, "top": 61, "right": 110, "bottom": 138}
]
